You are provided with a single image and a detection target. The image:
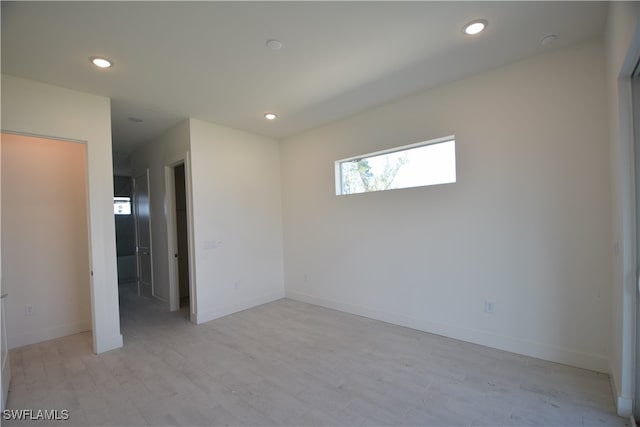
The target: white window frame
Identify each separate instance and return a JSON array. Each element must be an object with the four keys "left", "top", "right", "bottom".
[
  {"left": 335, "top": 135, "right": 456, "bottom": 196},
  {"left": 113, "top": 196, "right": 132, "bottom": 215}
]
